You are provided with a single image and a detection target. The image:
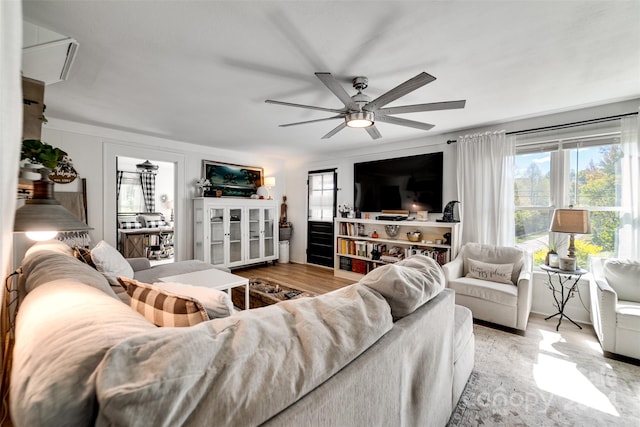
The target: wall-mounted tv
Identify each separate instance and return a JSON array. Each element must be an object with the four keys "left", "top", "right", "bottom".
[{"left": 354, "top": 152, "right": 444, "bottom": 213}]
